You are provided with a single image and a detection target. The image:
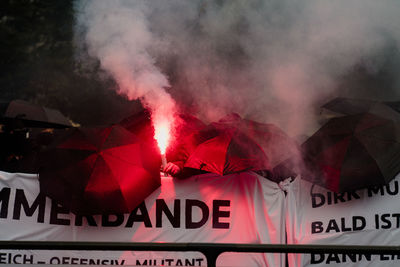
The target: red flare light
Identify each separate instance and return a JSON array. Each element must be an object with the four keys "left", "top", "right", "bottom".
[{"left": 154, "top": 120, "right": 171, "bottom": 155}]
